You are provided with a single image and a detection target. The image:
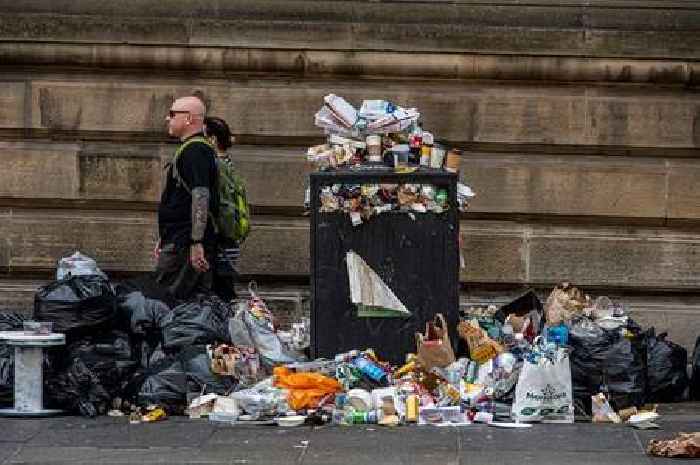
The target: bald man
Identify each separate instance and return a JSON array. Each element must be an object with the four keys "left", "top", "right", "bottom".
[{"left": 155, "top": 96, "right": 219, "bottom": 301}]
